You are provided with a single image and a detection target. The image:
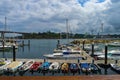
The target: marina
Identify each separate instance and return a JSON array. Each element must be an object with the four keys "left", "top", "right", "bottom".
[
  {"left": 0, "top": 39, "right": 120, "bottom": 77},
  {"left": 0, "top": 0, "right": 120, "bottom": 79}
]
